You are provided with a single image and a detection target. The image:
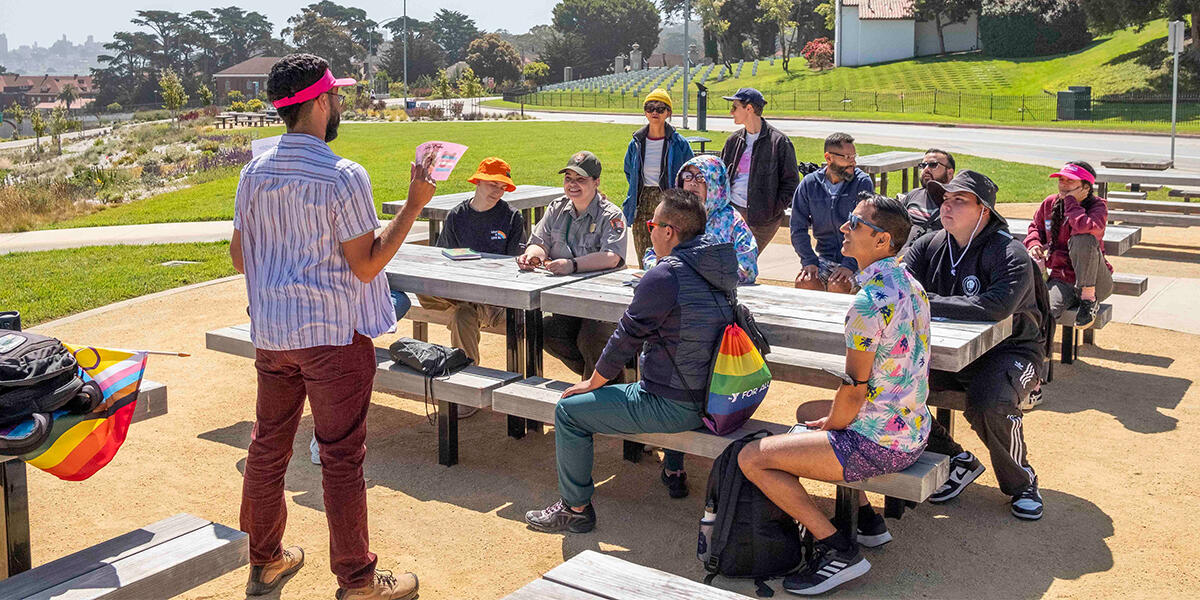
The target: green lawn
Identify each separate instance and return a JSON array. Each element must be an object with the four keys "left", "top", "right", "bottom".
[
  {"left": 498, "top": 22, "right": 1194, "bottom": 130},
  {"left": 3, "top": 242, "right": 237, "bottom": 327},
  {"left": 51, "top": 120, "right": 1059, "bottom": 230}
]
